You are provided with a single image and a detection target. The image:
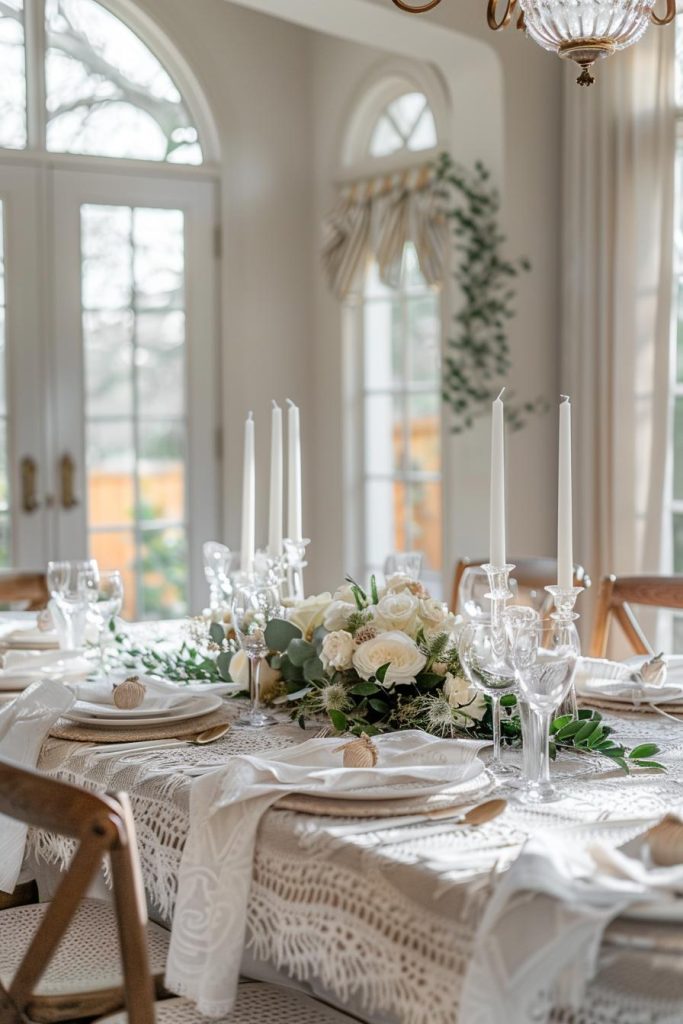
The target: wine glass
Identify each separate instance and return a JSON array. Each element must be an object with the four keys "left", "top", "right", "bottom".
[
  {"left": 84, "top": 570, "right": 124, "bottom": 676},
  {"left": 203, "top": 542, "right": 233, "bottom": 612},
  {"left": 459, "top": 566, "right": 518, "bottom": 621},
  {"left": 508, "top": 620, "right": 579, "bottom": 803},
  {"left": 47, "top": 559, "right": 99, "bottom": 649},
  {"left": 384, "top": 551, "right": 423, "bottom": 581},
  {"left": 504, "top": 606, "right": 542, "bottom": 788},
  {"left": 232, "top": 582, "right": 282, "bottom": 728},
  {"left": 458, "top": 619, "right": 518, "bottom": 778}
]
